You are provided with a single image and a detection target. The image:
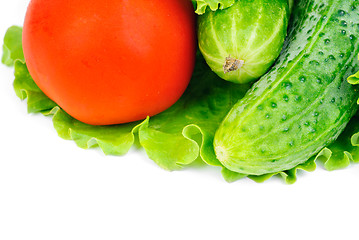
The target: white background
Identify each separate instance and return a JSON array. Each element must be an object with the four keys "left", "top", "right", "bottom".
[{"left": 1, "top": 1, "right": 359, "bottom": 239}]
